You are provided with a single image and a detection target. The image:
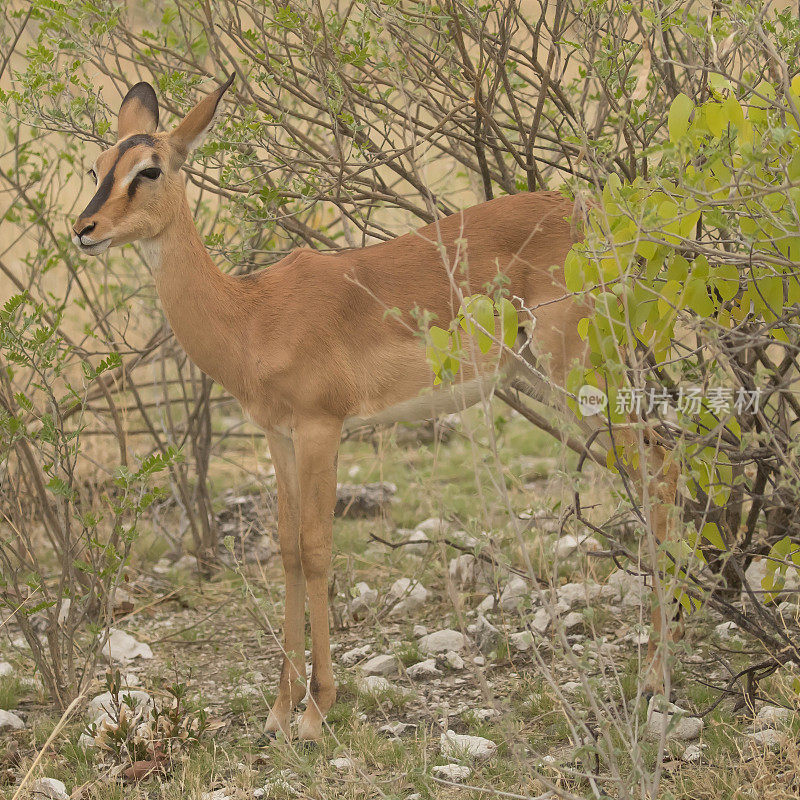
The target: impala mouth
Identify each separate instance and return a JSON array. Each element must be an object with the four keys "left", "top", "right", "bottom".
[{"left": 73, "top": 235, "right": 112, "bottom": 255}]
